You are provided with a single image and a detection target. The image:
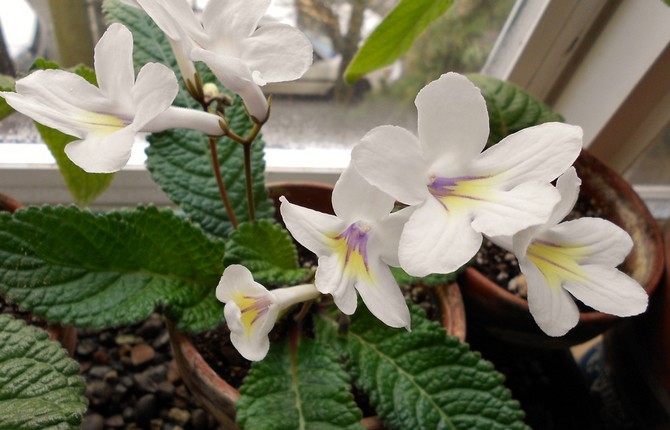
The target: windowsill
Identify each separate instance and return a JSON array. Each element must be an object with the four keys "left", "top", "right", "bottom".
[
  {"left": 0, "top": 142, "right": 346, "bottom": 208},
  {"left": 2, "top": 142, "right": 669, "bottom": 219}
]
